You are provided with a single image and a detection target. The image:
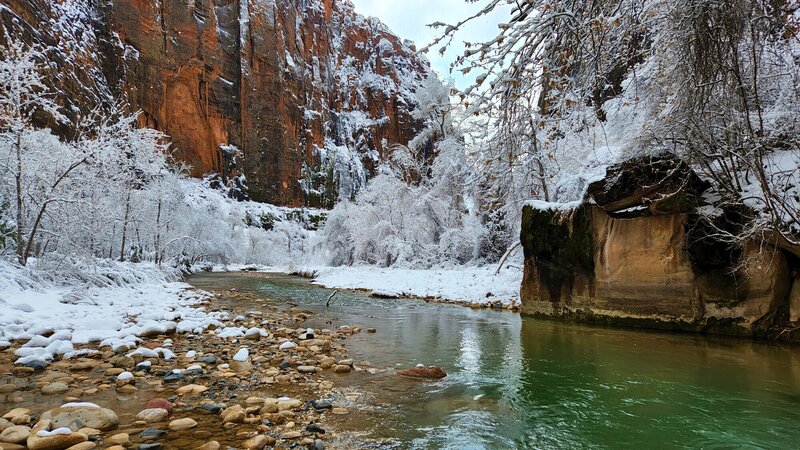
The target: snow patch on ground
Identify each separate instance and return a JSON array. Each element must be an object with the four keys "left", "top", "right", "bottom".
[
  {"left": 306, "top": 264, "right": 522, "bottom": 306},
  {"left": 0, "top": 260, "right": 223, "bottom": 366}
]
